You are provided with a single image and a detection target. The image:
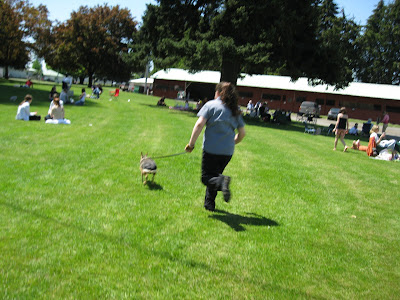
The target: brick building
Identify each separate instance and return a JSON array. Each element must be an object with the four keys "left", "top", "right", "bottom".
[{"left": 151, "top": 68, "right": 400, "bottom": 124}]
